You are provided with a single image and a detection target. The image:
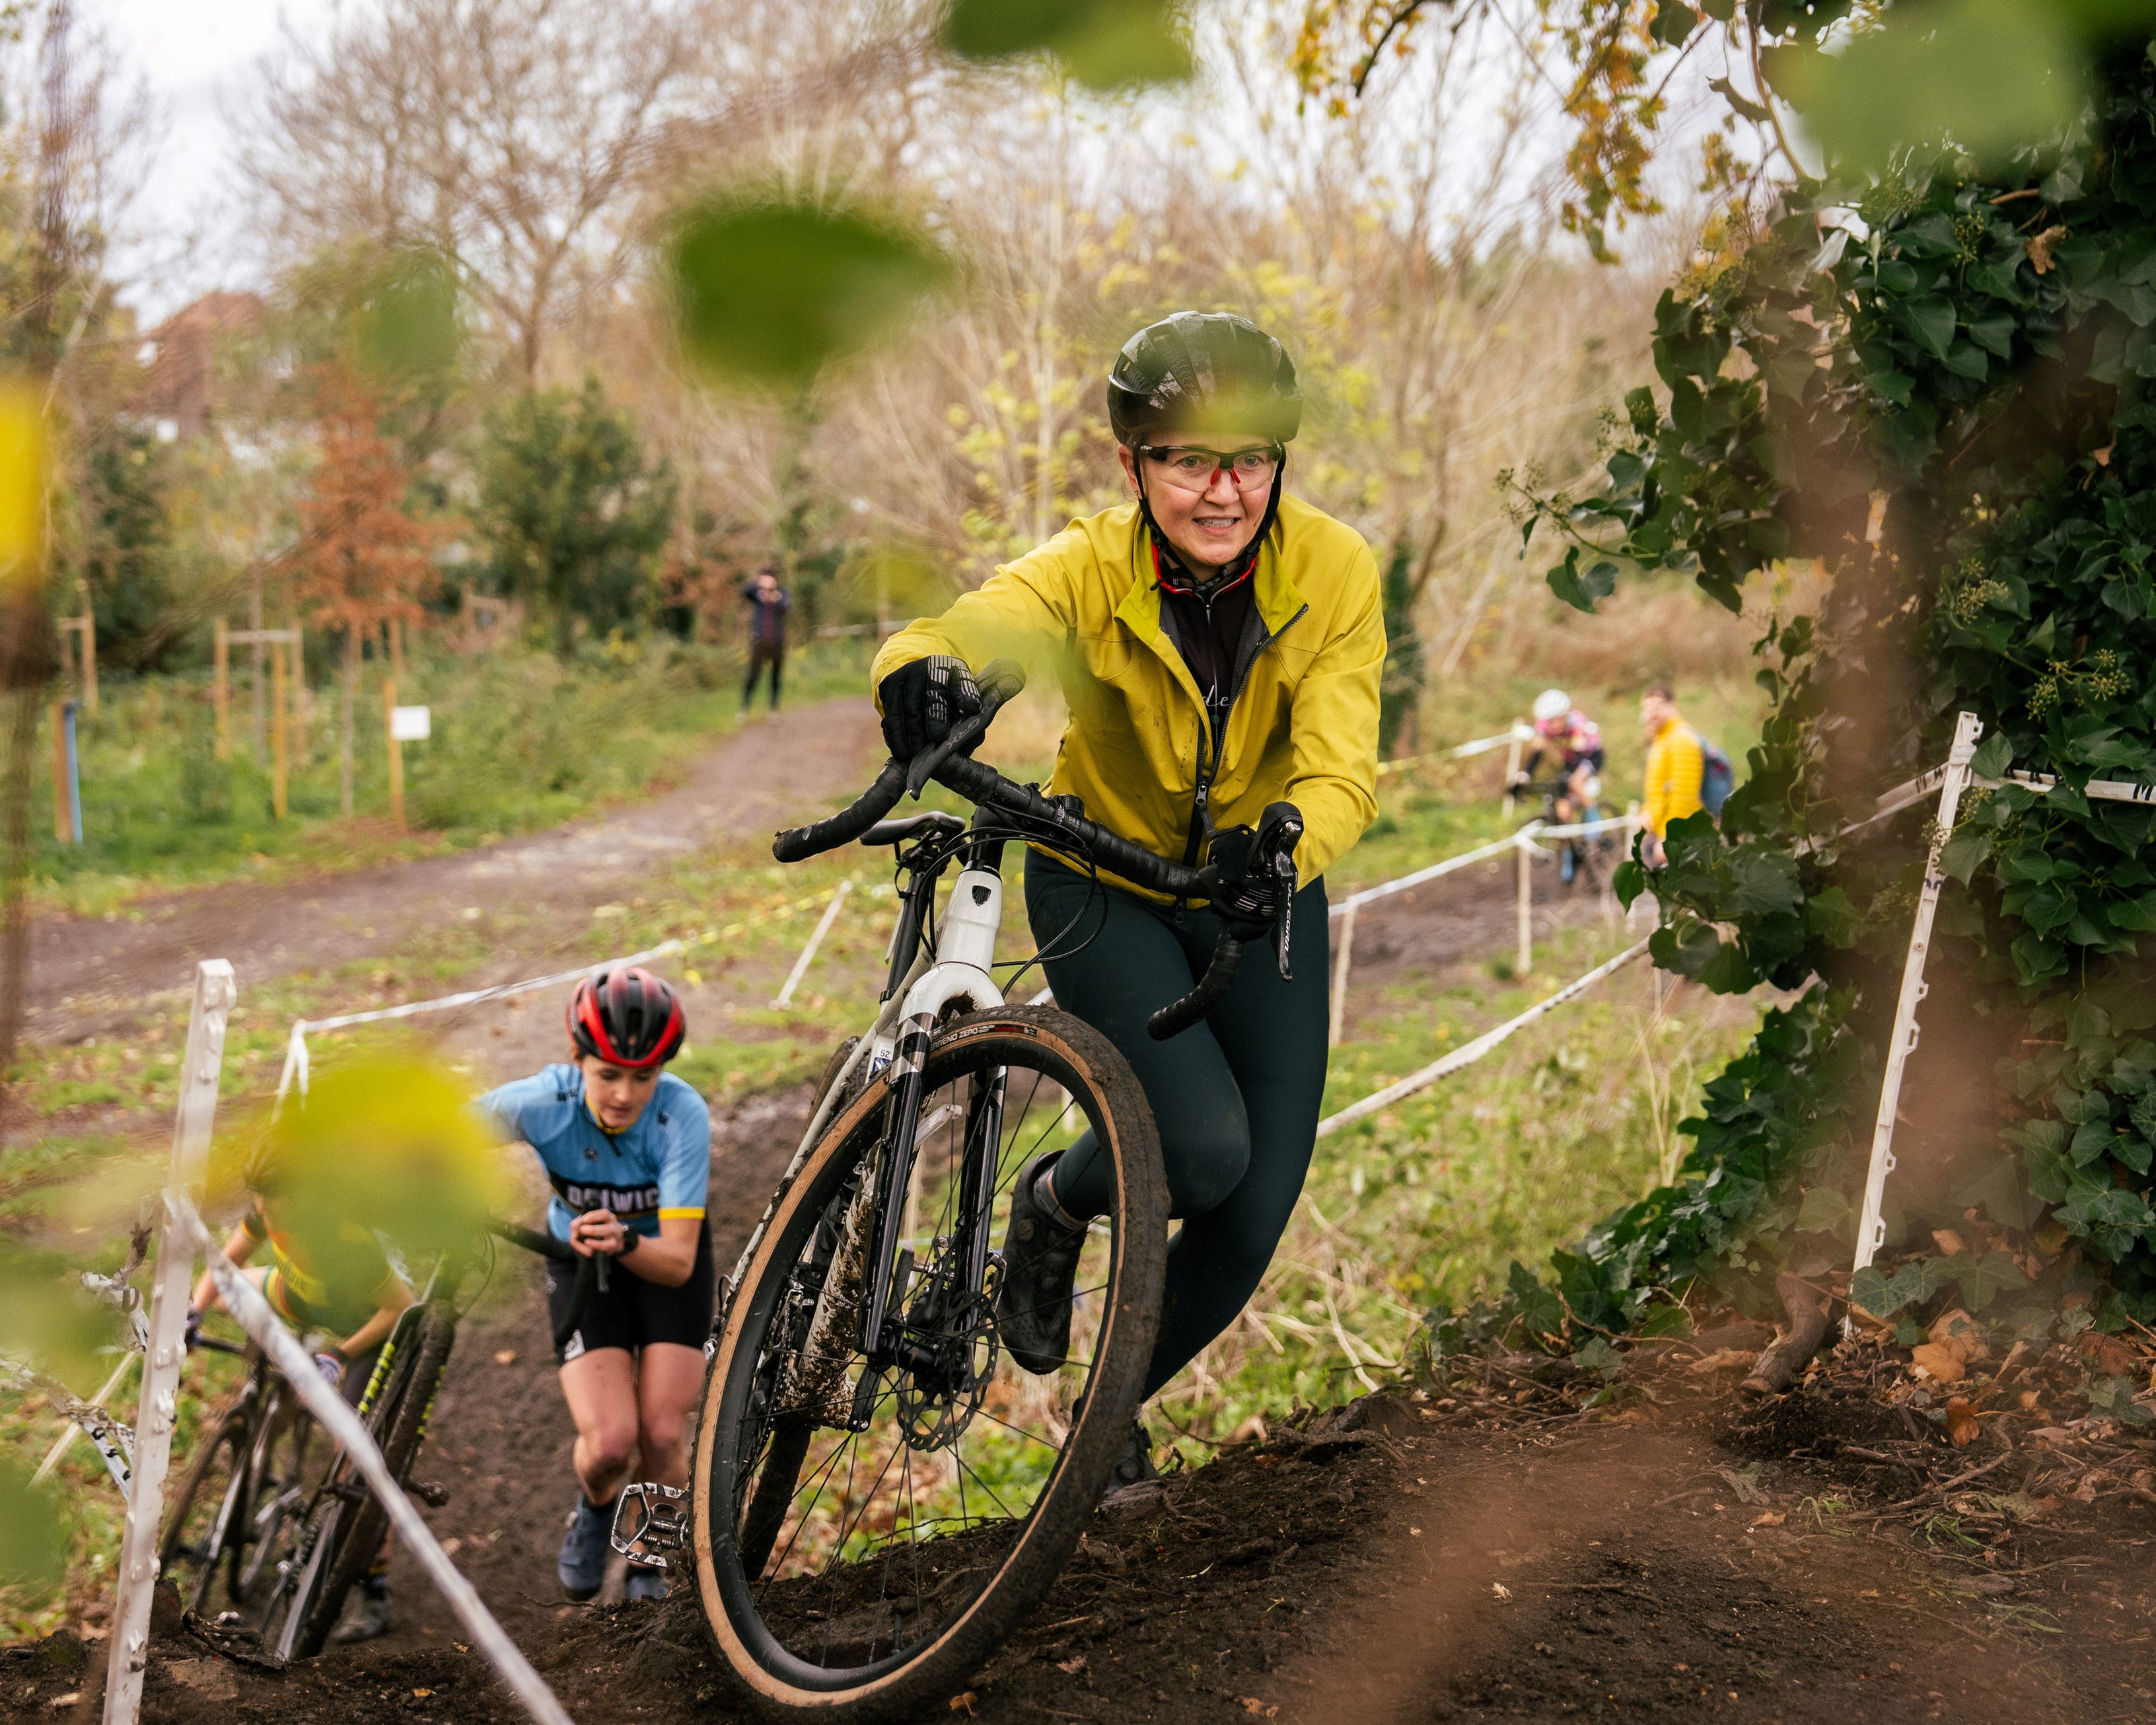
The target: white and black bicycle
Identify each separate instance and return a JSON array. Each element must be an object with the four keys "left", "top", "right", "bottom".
[{"left": 613, "top": 661, "right": 1299, "bottom": 1721}]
